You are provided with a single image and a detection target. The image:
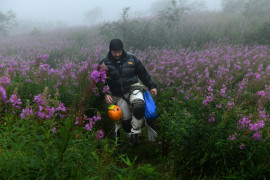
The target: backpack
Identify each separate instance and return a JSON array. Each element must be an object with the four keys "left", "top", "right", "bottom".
[{"left": 143, "top": 90, "right": 158, "bottom": 120}]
